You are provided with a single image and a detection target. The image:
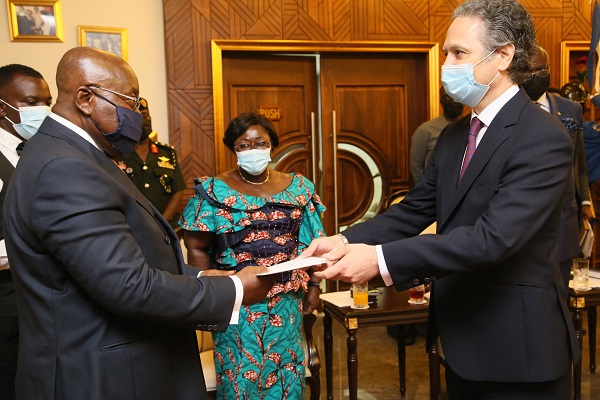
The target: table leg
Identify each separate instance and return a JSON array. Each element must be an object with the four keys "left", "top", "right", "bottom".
[
  {"left": 589, "top": 306, "right": 597, "bottom": 374},
  {"left": 573, "top": 308, "right": 583, "bottom": 400},
  {"left": 346, "top": 327, "right": 358, "bottom": 400},
  {"left": 428, "top": 340, "right": 440, "bottom": 400},
  {"left": 396, "top": 325, "right": 406, "bottom": 397},
  {"left": 324, "top": 311, "right": 333, "bottom": 400}
]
